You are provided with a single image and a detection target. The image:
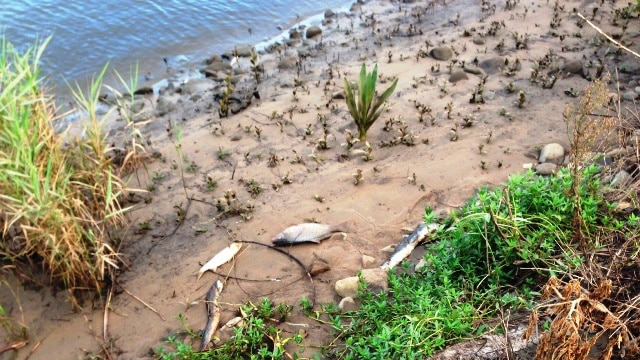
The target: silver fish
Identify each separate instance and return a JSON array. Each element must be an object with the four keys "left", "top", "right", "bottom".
[
  {"left": 200, "top": 279, "right": 224, "bottom": 351},
  {"left": 272, "top": 221, "right": 354, "bottom": 246},
  {"left": 198, "top": 242, "right": 242, "bottom": 279},
  {"left": 380, "top": 223, "right": 439, "bottom": 270}
]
